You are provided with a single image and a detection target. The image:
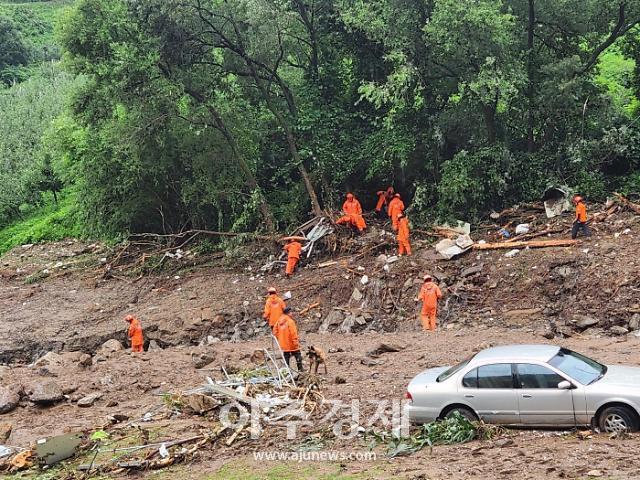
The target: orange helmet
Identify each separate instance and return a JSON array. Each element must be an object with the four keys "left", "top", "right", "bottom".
[
  {"left": 268, "top": 287, "right": 277, "bottom": 294},
  {"left": 423, "top": 274, "right": 432, "bottom": 282},
  {"left": 125, "top": 314, "right": 134, "bottom": 322},
  {"left": 394, "top": 193, "right": 401, "bottom": 199}
]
